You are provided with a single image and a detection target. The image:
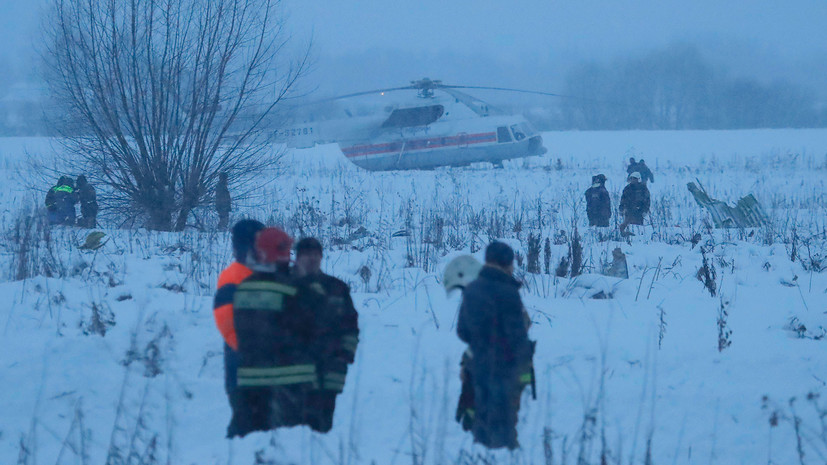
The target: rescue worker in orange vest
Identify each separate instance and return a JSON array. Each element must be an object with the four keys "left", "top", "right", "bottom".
[
  {"left": 213, "top": 219, "right": 264, "bottom": 437},
  {"left": 293, "top": 237, "right": 359, "bottom": 433},
  {"left": 232, "top": 227, "right": 316, "bottom": 436}
]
